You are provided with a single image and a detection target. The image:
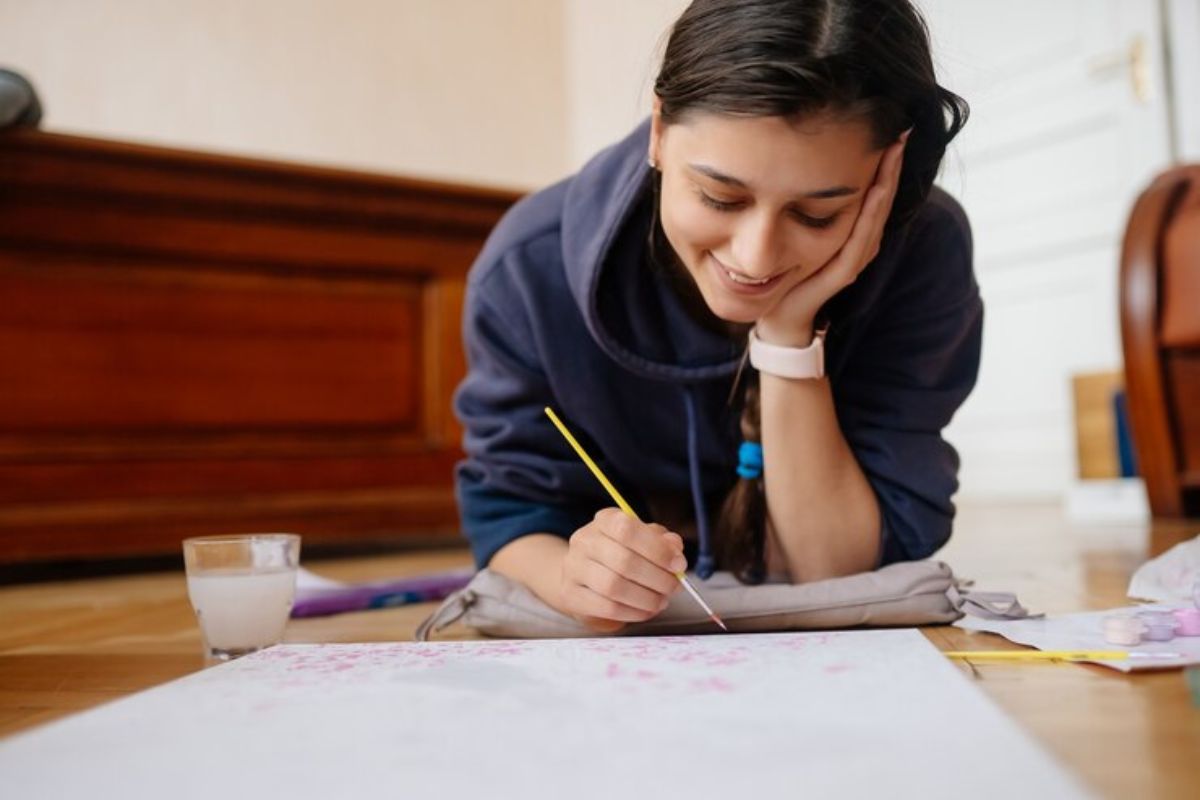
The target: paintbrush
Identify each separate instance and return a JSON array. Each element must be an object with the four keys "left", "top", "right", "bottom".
[
  {"left": 943, "top": 650, "right": 1185, "bottom": 661},
  {"left": 544, "top": 406, "right": 728, "bottom": 632}
]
